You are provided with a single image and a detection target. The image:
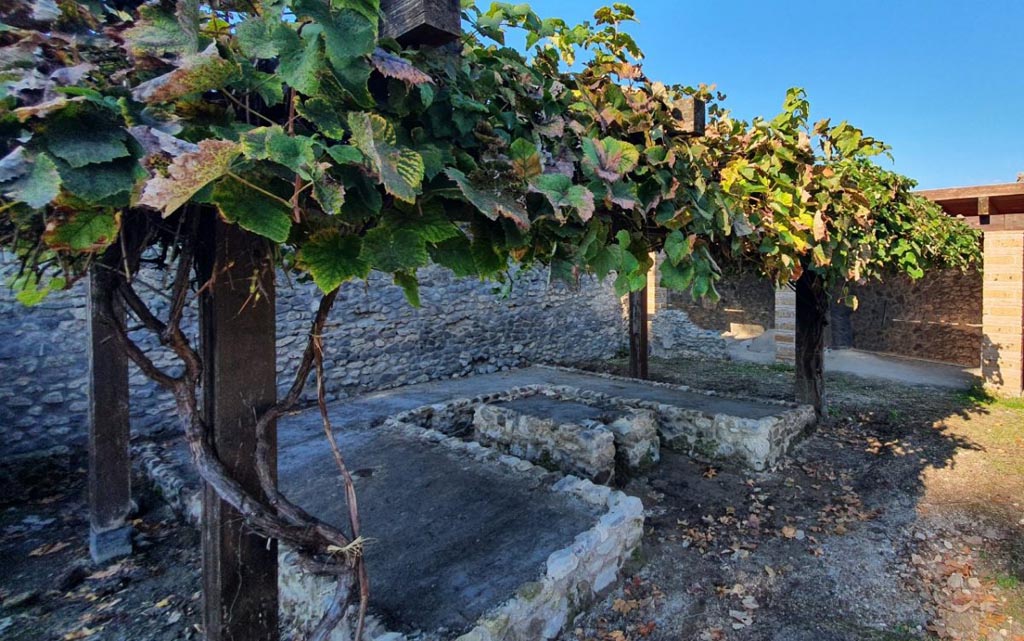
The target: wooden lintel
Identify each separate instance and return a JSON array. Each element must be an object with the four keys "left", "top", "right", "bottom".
[
  {"left": 918, "top": 182, "right": 1024, "bottom": 204},
  {"left": 381, "top": 0, "right": 461, "bottom": 46}
]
